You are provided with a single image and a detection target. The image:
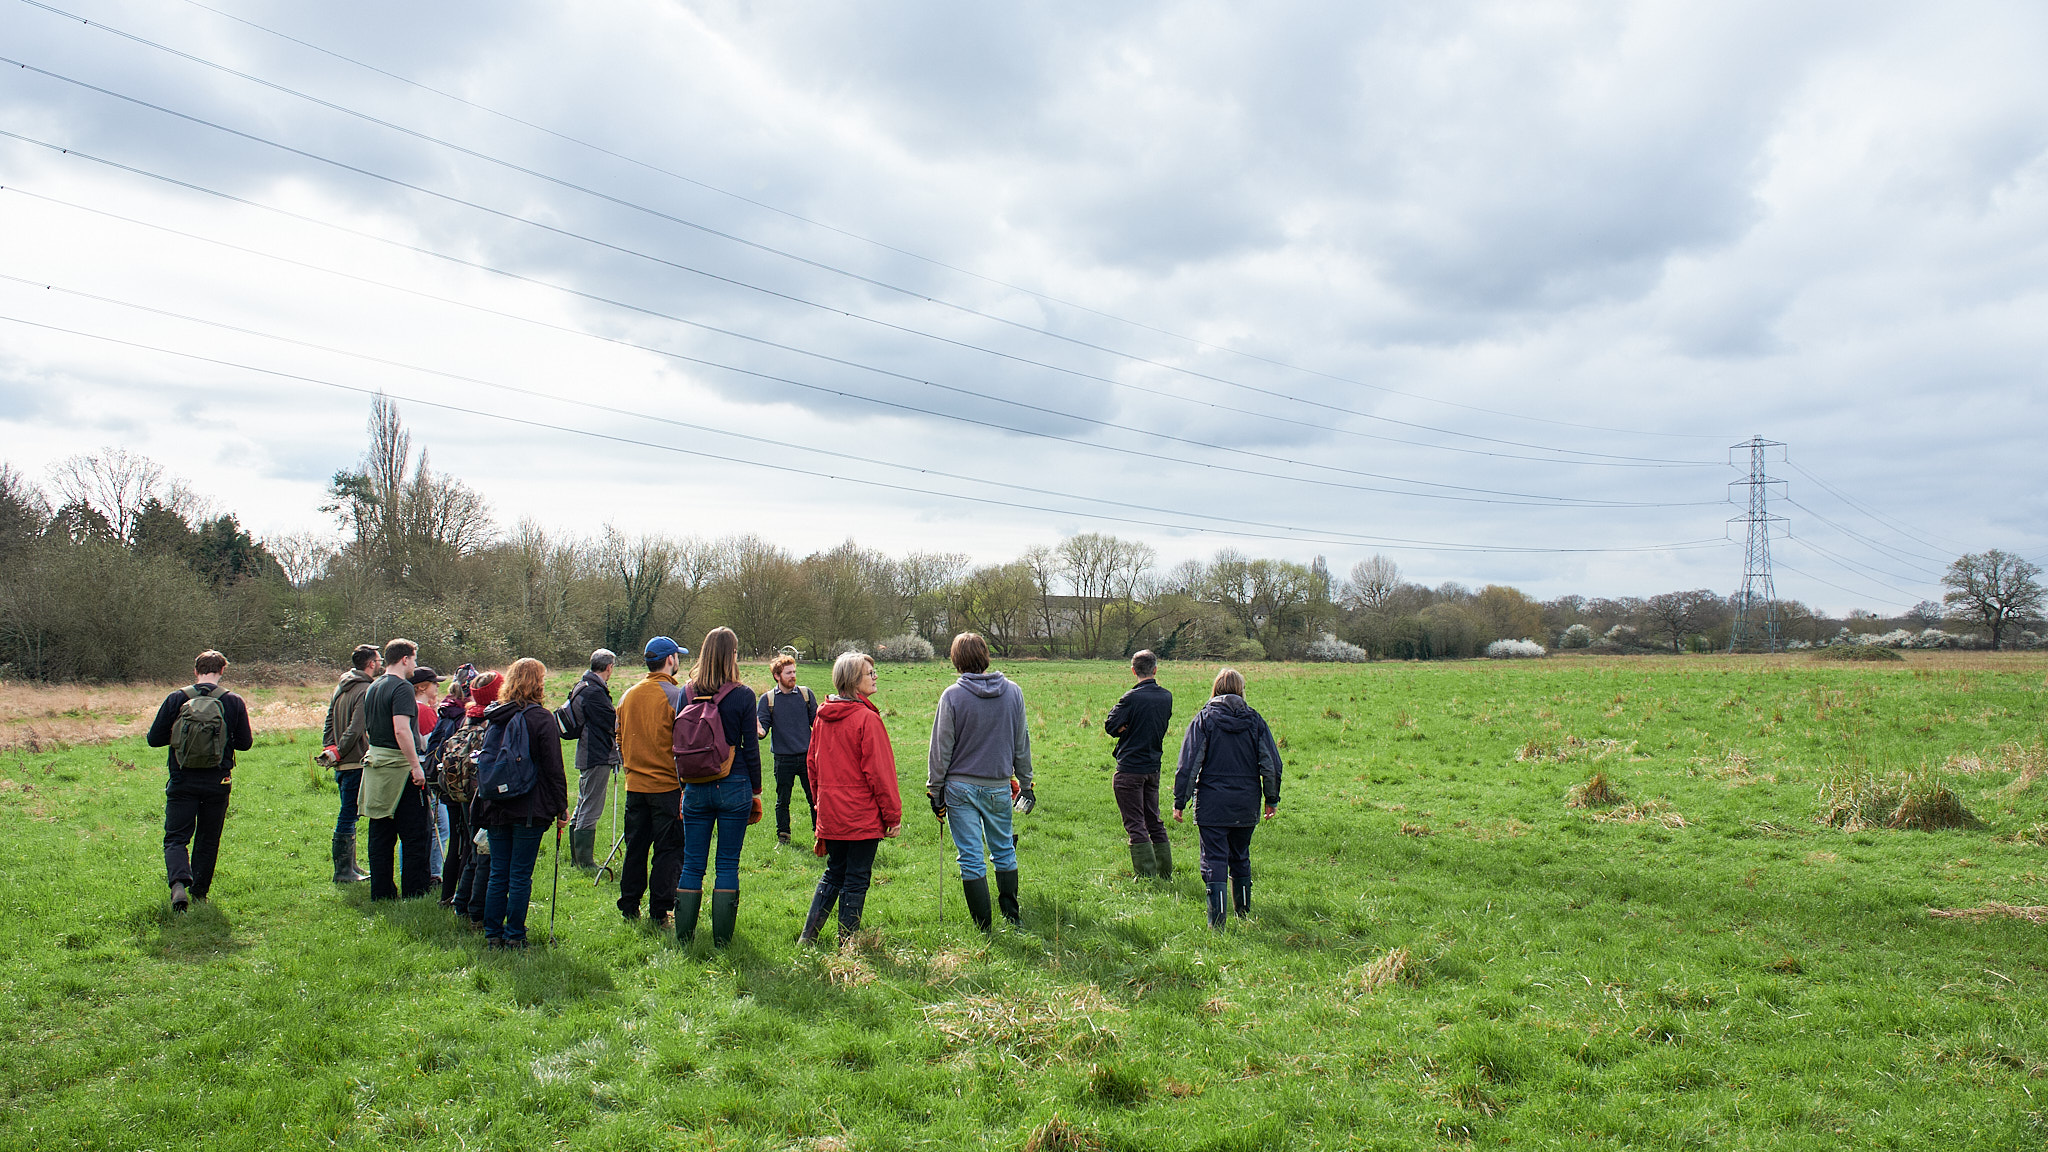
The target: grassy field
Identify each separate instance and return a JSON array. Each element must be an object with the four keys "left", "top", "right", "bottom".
[{"left": 3, "top": 652, "right": 2046, "bottom": 1150}]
